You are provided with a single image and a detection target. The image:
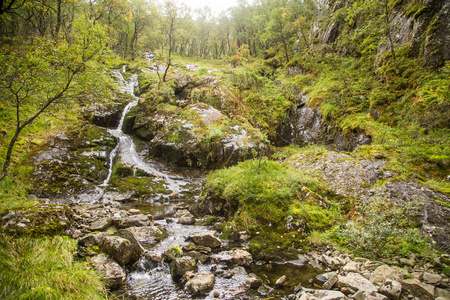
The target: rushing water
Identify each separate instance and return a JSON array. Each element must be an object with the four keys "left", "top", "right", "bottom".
[{"left": 102, "top": 67, "right": 322, "bottom": 299}]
